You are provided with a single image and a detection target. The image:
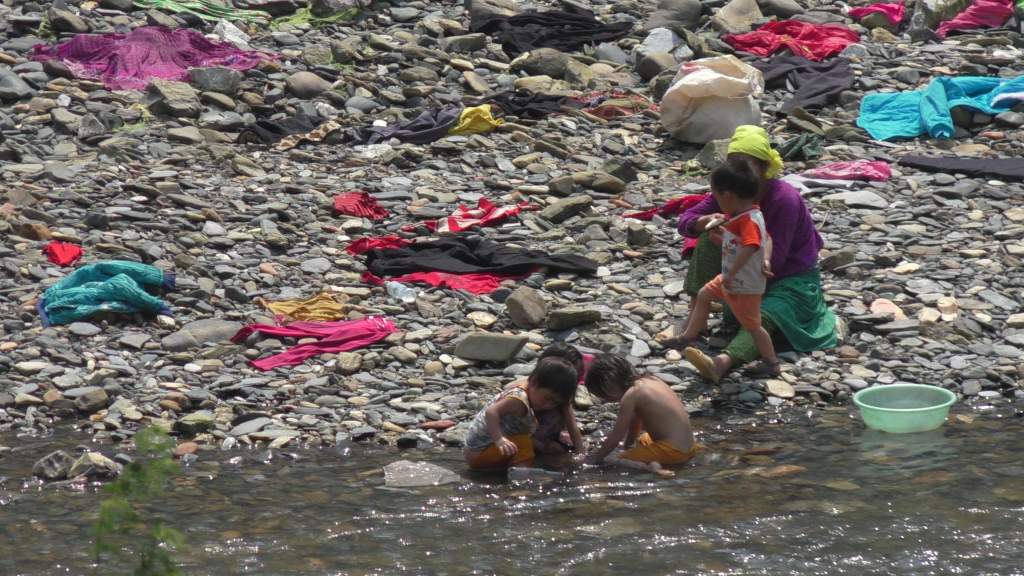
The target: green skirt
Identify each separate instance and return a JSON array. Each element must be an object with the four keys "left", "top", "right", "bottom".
[{"left": 685, "top": 235, "right": 837, "bottom": 364}]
